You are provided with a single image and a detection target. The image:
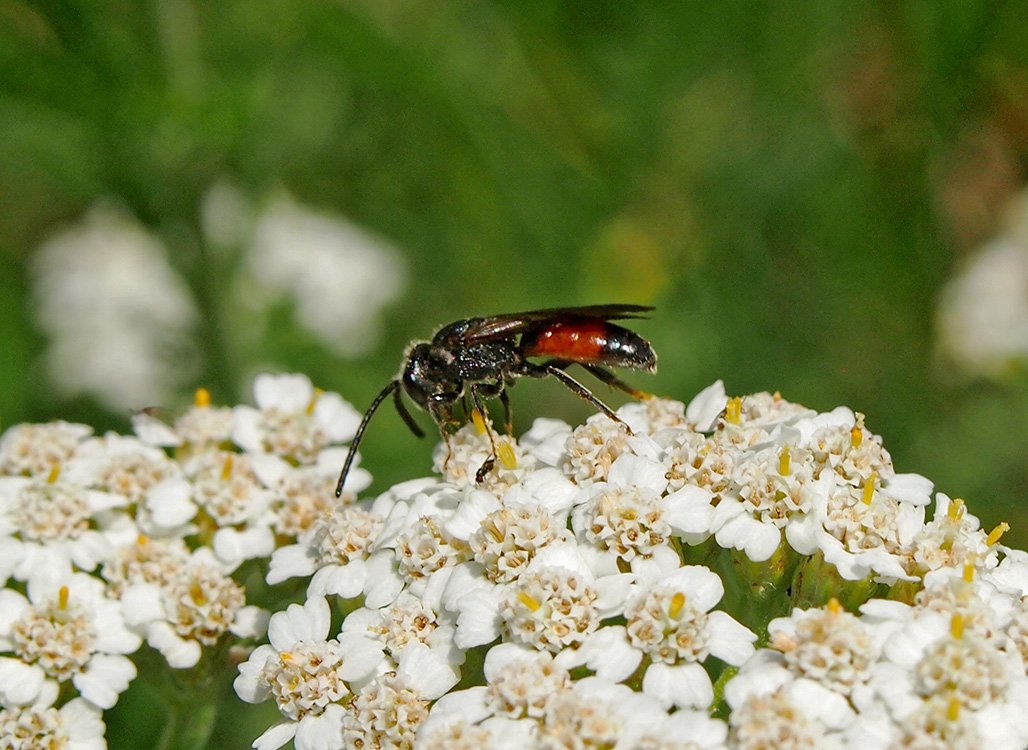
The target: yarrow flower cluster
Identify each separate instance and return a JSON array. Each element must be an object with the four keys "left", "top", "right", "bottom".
[
  {"left": 2, "top": 373, "right": 1025, "bottom": 750},
  {"left": 236, "top": 378, "right": 1028, "bottom": 750},
  {"left": 0, "top": 373, "right": 368, "bottom": 748}
]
